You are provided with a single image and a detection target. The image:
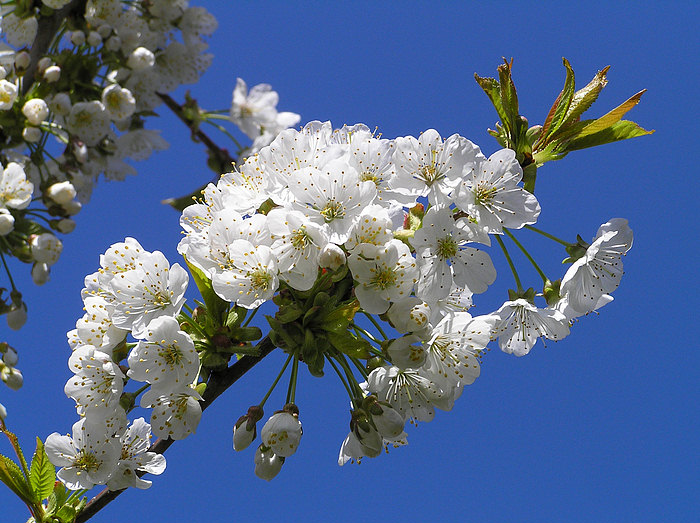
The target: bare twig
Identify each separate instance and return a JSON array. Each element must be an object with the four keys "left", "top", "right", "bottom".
[{"left": 75, "top": 337, "right": 276, "bottom": 523}]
